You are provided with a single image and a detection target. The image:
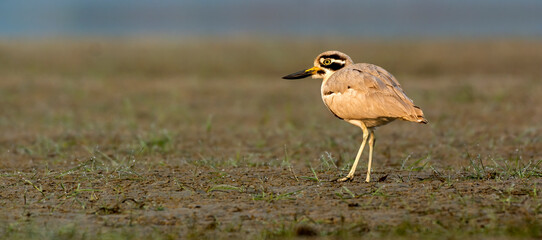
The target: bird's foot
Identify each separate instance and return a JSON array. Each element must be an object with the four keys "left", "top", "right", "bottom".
[{"left": 334, "top": 176, "right": 354, "bottom": 182}]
